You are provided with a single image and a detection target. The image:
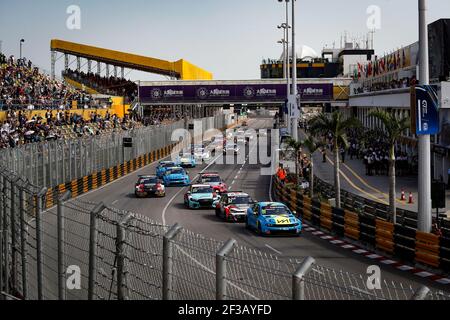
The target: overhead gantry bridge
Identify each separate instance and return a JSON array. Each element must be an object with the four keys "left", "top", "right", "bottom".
[
  {"left": 138, "top": 78, "right": 351, "bottom": 106},
  {"left": 50, "top": 39, "right": 213, "bottom": 81}
]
